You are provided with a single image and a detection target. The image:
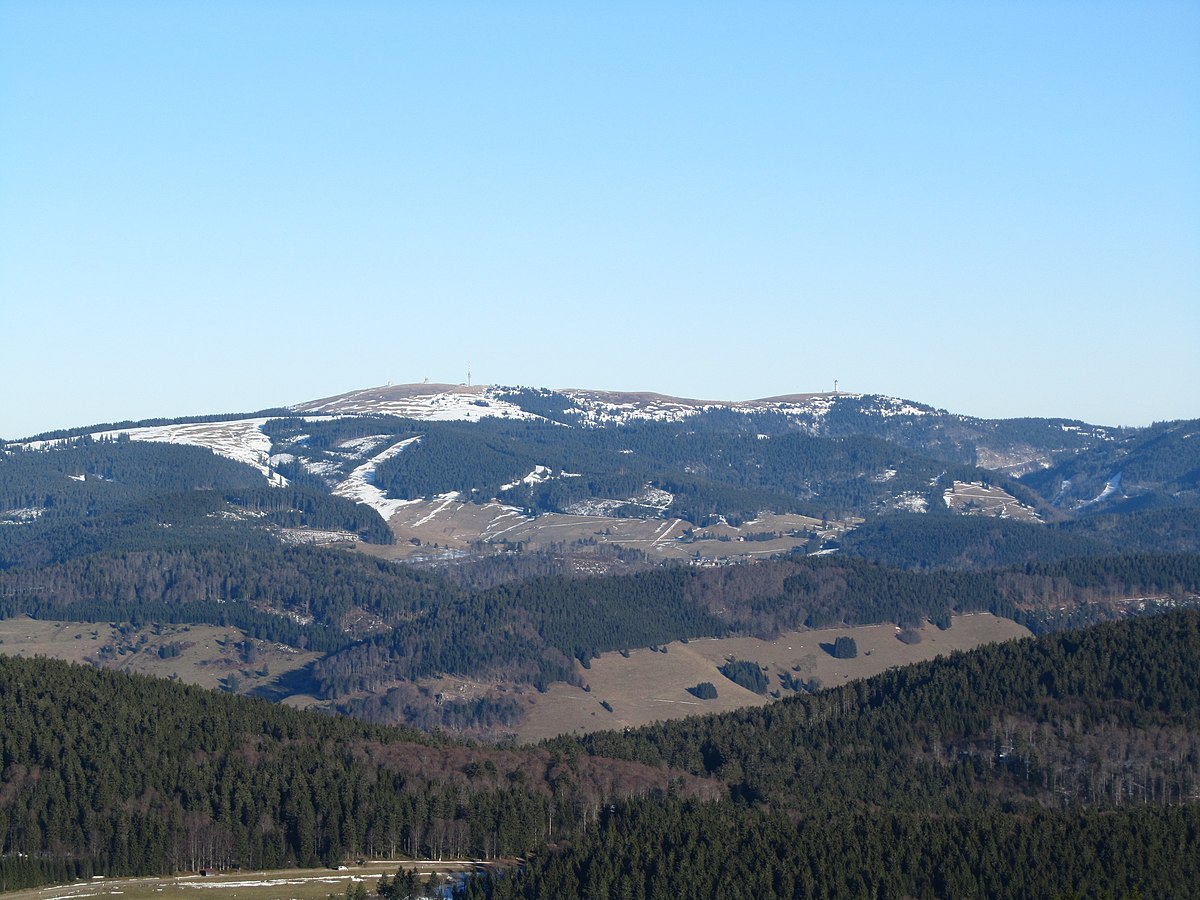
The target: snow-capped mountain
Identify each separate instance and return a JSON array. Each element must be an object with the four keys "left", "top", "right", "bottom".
[{"left": 3, "top": 382, "right": 1194, "bottom": 570}]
